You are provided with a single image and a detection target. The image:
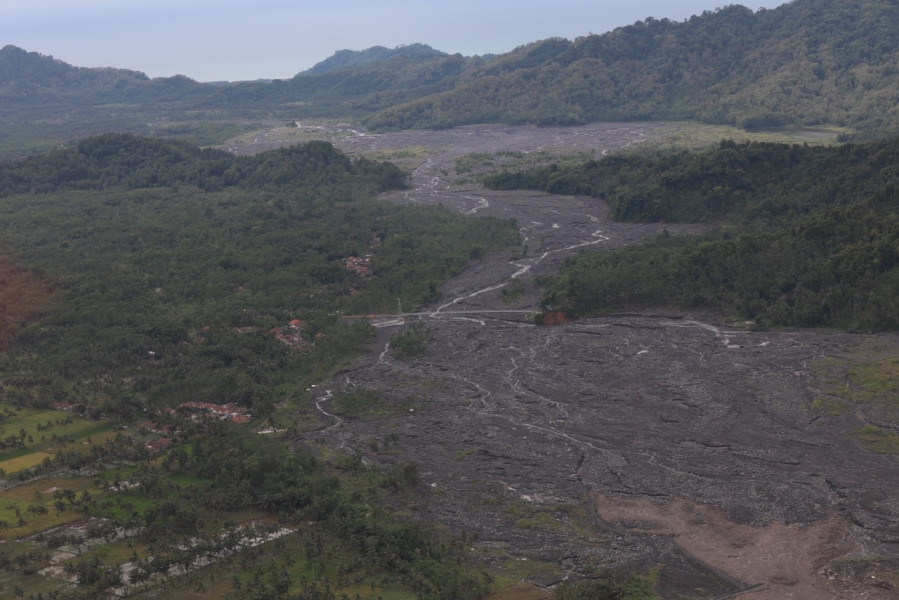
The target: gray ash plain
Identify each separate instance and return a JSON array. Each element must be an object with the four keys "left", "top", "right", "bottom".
[{"left": 236, "top": 123, "right": 899, "bottom": 599}]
